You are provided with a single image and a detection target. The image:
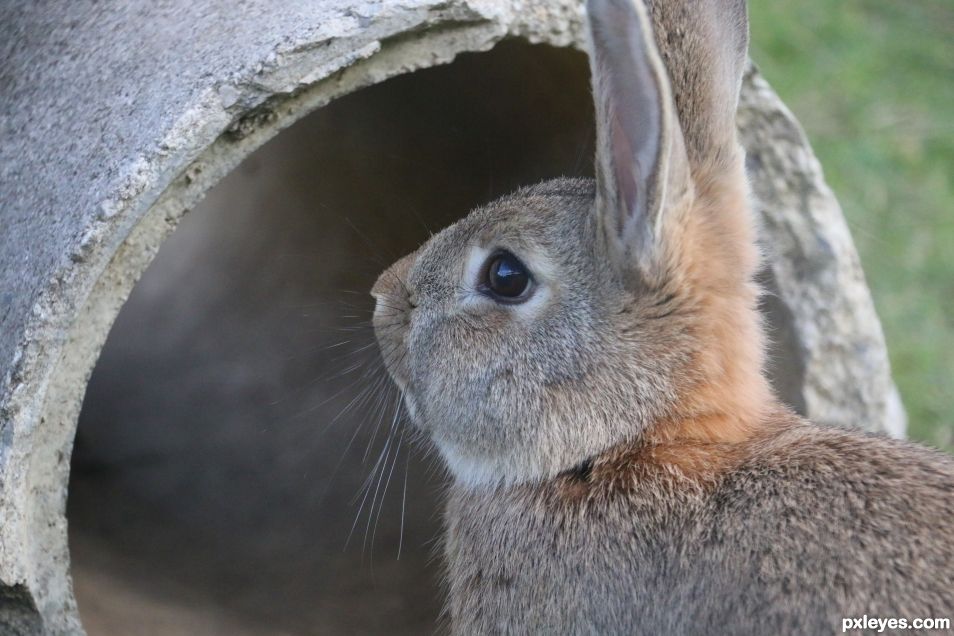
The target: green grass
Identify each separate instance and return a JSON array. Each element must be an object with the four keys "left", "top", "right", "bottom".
[{"left": 749, "top": 0, "right": 954, "bottom": 451}]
